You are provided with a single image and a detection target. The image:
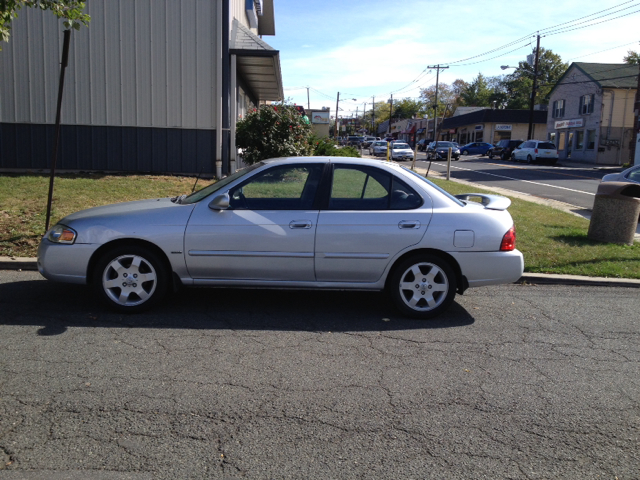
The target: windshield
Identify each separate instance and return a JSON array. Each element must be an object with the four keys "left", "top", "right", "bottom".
[
  {"left": 400, "top": 166, "right": 465, "bottom": 206},
  {"left": 180, "top": 163, "right": 262, "bottom": 204}
]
